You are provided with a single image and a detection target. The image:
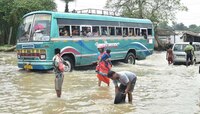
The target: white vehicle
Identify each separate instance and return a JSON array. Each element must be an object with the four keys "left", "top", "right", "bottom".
[{"left": 172, "top": 42, "right": 200, "bottom": 64}]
